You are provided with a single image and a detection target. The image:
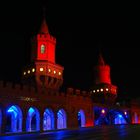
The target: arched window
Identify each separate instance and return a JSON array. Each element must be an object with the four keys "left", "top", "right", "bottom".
[
  {"left": 78, "top": 109, "right": 86, "bottom": 127},
  {"left": 6, "top": 105, "right": 22, "bottom": 132},
  {"left": 41, "top": 44, "right": 45, "bottom": 54},
  {"left": 26, "top": 107, "right": 40, "bottom": 132},
  {"left": 57, "top": 109, "right": 67, "bottom": 129},
  {"left": 43, "top": 109, "right": 54, "bottom": 131}
]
